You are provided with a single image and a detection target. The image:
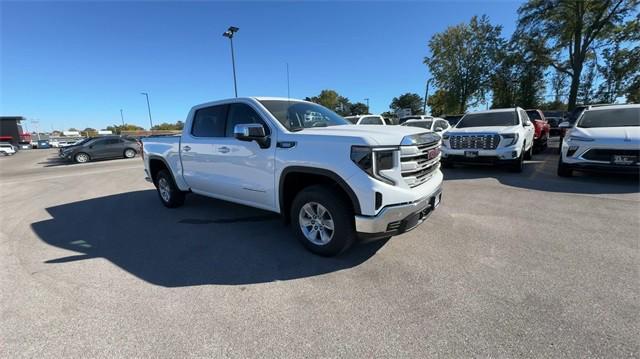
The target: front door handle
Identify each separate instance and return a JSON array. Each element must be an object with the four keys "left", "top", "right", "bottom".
[
  {"left": 218, "top": 146, "right": 230, "bottom": 154},
  {"left": 183, "top": 146, "right": 191, "bottom": 152}
]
